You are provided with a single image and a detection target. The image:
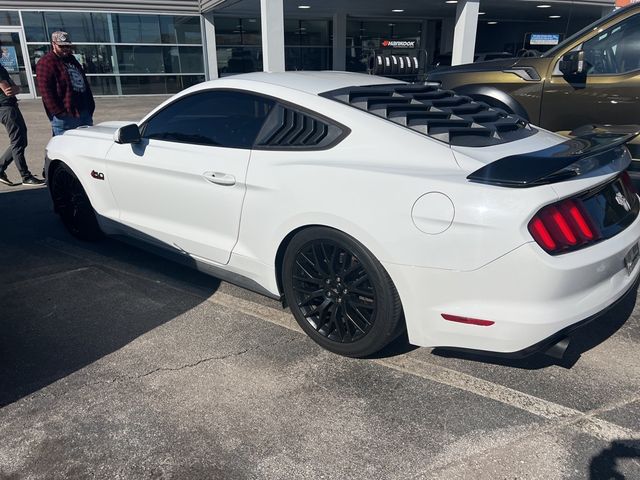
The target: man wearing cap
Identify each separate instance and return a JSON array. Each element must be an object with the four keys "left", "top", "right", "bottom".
[
  {"left": 0, "top": 46, "right": 43, "bottom": 186},
  {"left": 36, "top": 31, "right": 95, "bottom": 136}
]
